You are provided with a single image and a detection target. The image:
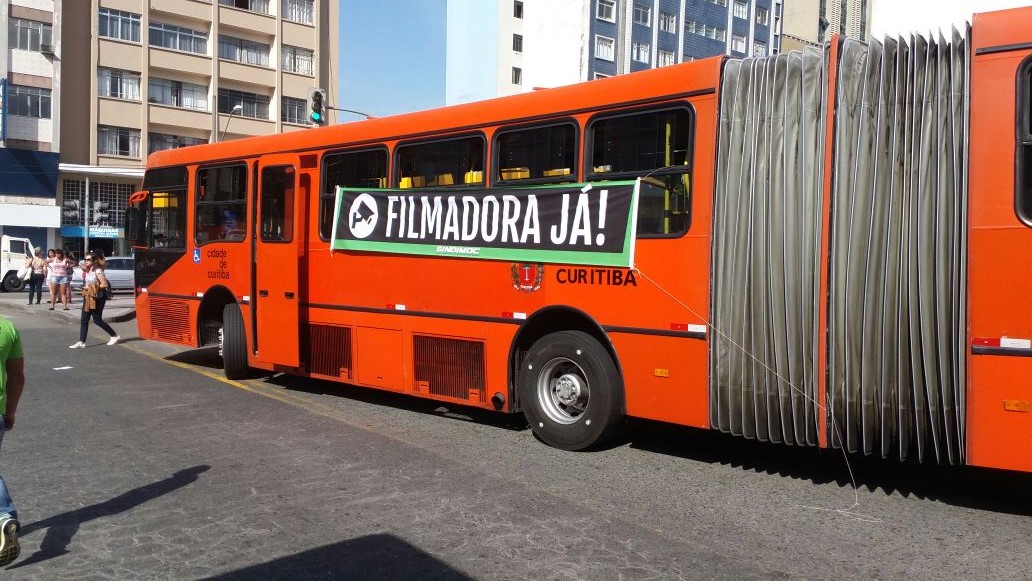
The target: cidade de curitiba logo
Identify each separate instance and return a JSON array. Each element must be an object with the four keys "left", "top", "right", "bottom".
[{"left": 348, "top": 193, "right": 379, "bottom": 239}]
